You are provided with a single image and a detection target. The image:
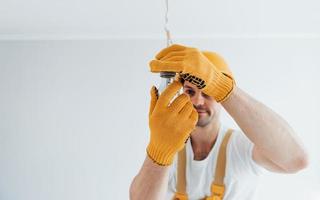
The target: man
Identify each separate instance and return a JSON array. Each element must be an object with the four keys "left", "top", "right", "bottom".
[{"left": 130, "top": 44, "right": 308, "bottom": 200}]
